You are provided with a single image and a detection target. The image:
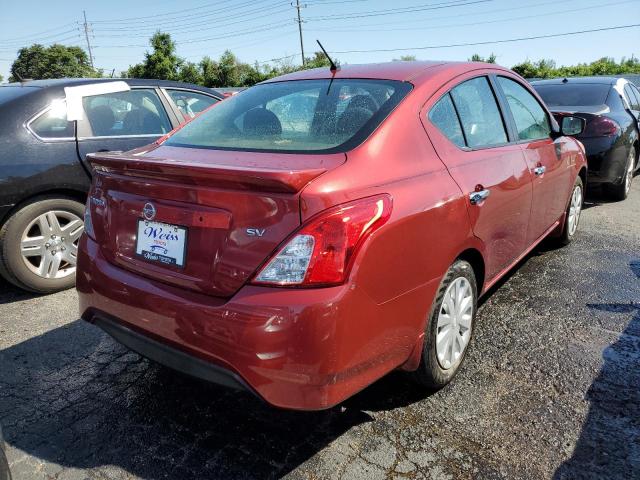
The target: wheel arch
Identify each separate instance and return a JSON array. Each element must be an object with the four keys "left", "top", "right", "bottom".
[
  {"left": 0, "top": 188, "right": 87, "bottom": 227},
  {"left": 457, "top": 248, "right": 486, "bottom": 295}
]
